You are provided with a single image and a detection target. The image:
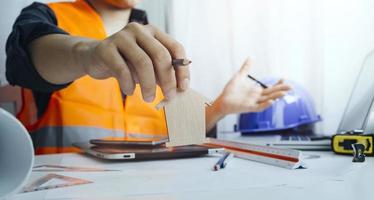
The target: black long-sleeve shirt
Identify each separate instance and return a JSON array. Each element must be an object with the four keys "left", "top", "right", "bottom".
[{"left": 6, "top": 2, "right": 148, "bottom": 116}]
